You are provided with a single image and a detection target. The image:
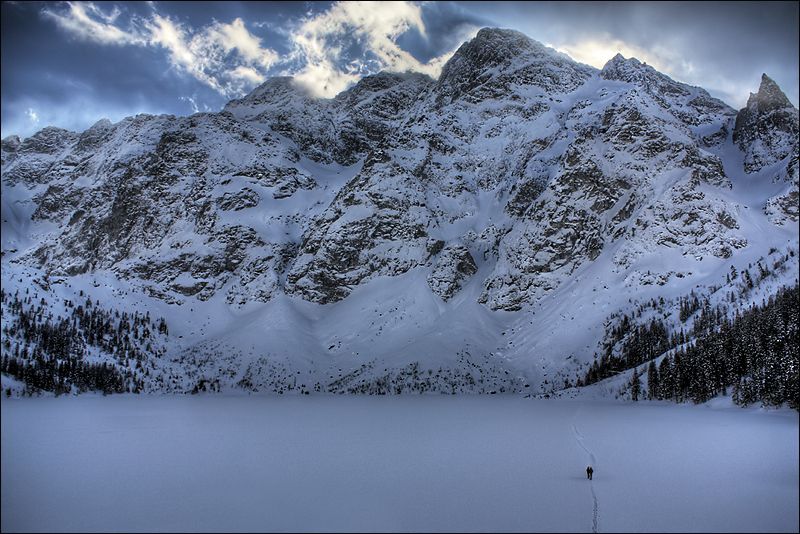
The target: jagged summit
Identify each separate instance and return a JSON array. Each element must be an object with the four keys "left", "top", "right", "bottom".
[
  {"left": 734, "top": 73, "right": 799, "bottom": 181},
  {"left": 600, "top": 52, "right": 664, "bottom": 85},
  {"left": 598, "top": 52, "right": 626, "bottom": 72},
  {"left": 434, "top": 27, "right": 591, "bottom": 106},
  {"left": 467, "top": 27, "right": 539, "bottom": 52},
  {"left": 749, "top": 73, "right": 795, "bottom": 113},
  {"left": 88, "top": 118, "right": 113, "bottom": 130},
  {"left": 1, "top": 135, "right": 20, "bottom": 148},
  {"left": 227, "top": 76, "right": 309, "bottom": 107},
  {"left": 601, "top": 52, "right": 692, "bottom": 95},
  {"left": 335, "top": 71, "right": 433, "bottom": 103},
  {"left": 600, "top": 51, "right": 734, "bottom": 128},
  {"left": 439, "top": 27, "right": 562, "bottom": 76}
]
